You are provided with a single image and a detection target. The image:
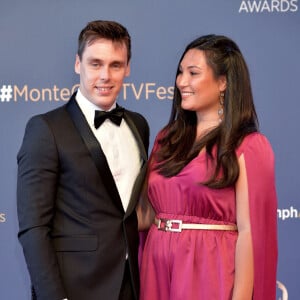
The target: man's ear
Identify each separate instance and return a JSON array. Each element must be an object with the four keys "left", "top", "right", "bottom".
[
  {"left": 125, "top": 62, "right": 131, "bottom": 77},
  {"left": 74, "top": 54, "right": 80, "bottom": 74}
]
